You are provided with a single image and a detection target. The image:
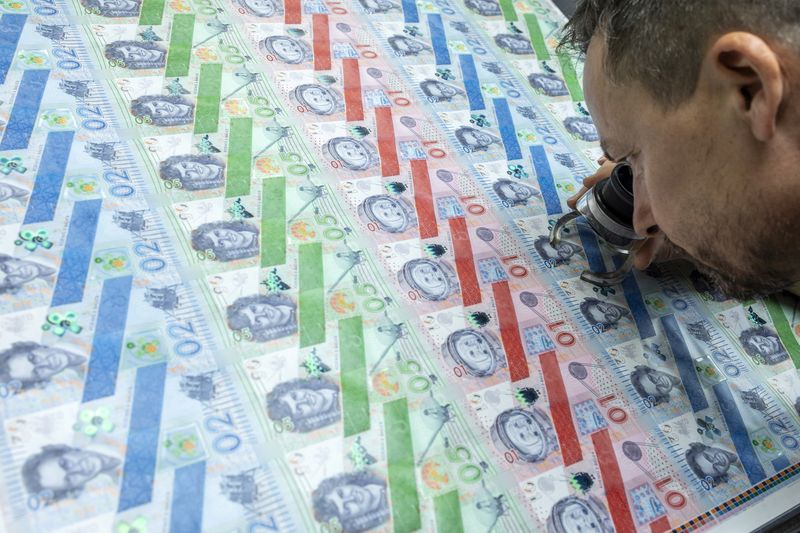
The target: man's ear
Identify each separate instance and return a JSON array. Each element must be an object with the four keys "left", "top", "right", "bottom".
[{"left": 703, "top": 32, "right": 785, "bottom": 141}]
